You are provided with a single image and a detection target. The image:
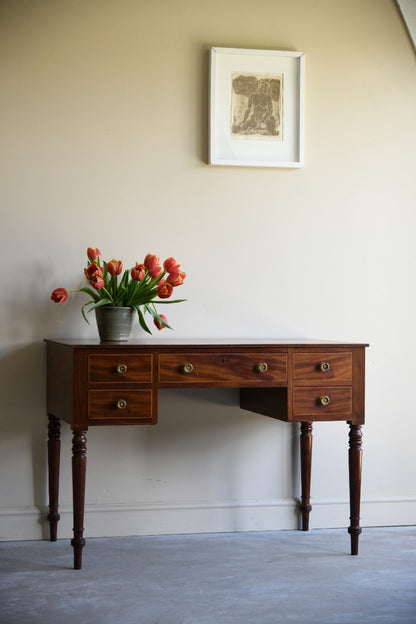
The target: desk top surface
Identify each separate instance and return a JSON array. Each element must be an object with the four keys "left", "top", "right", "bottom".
[{"left": 45, "top": 338, "right": 369, "bottom": 348}]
